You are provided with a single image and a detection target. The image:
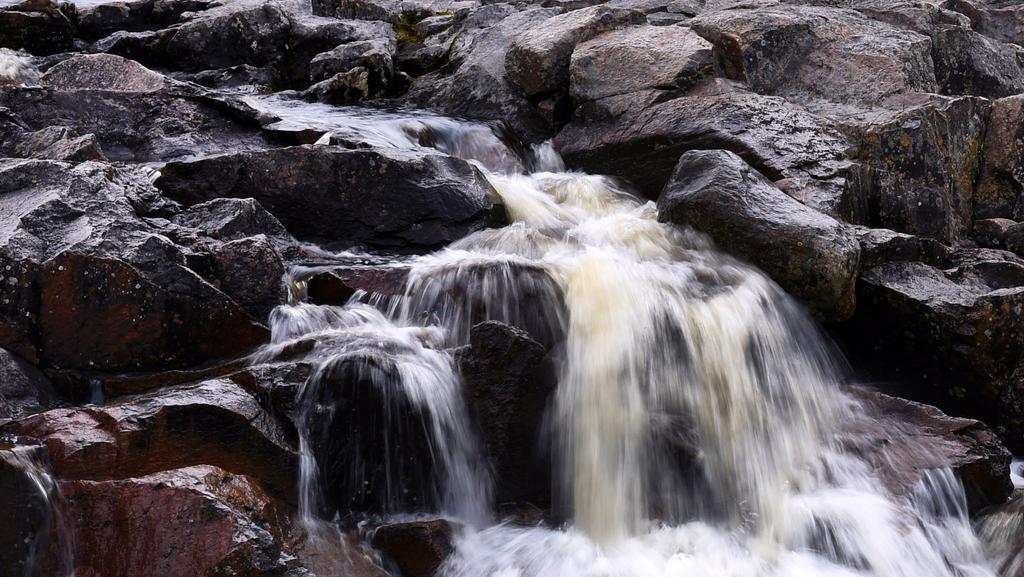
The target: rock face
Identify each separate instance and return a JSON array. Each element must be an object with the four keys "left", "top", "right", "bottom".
[
  {"left": 458, "top": 321, "right": 557, "bottom": 507},
  {"left": 155, "top": 146, "right": 501, "bottom": 251},
  {"left": 0, "top": 159, "right": 273, "bottom": 374},
  {"left": 657, "top": 150, "right": 861, "bottom": 321},
  {"left": 846, "top": 250, "right": 1024, "bottom": 450},
  {"left": 505, "top": 6, "right": 647, "bottom": 98},
  {"left": 569, "top": 25, "right": 713, "bottom": 104},
  {"left": 690, "top": 6, "right": 937, "bottom": 106},
  {"left": 2, "top": 378, "right": 299, "bottom": 500},
  {"left": 0, "top": 443, "right": 69, "bottom": 577},
  {"left": 61, "top": 466, "right": 296, "bottom": 577},
  {"left": 0, "top": 0, "right": 75, "bottom": 56},
  {"left": 555, "top": 80, "right": 852, "bottom": 209},
  {"left": 849, "top": 94, "right": 988, "bottom": 244},
  {"left": 849, "top": 387, "right": 1013, "bottom": 514},
  {"left": 975, "top": 95, "right": 1024, "bottom": 221}
]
